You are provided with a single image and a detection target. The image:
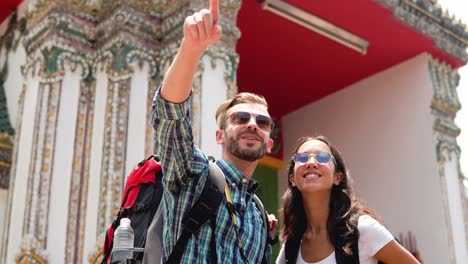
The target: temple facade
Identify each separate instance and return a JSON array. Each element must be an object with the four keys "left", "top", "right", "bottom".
[{"left": 0, "top": 0, "right": 467, "bottom": 263}]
